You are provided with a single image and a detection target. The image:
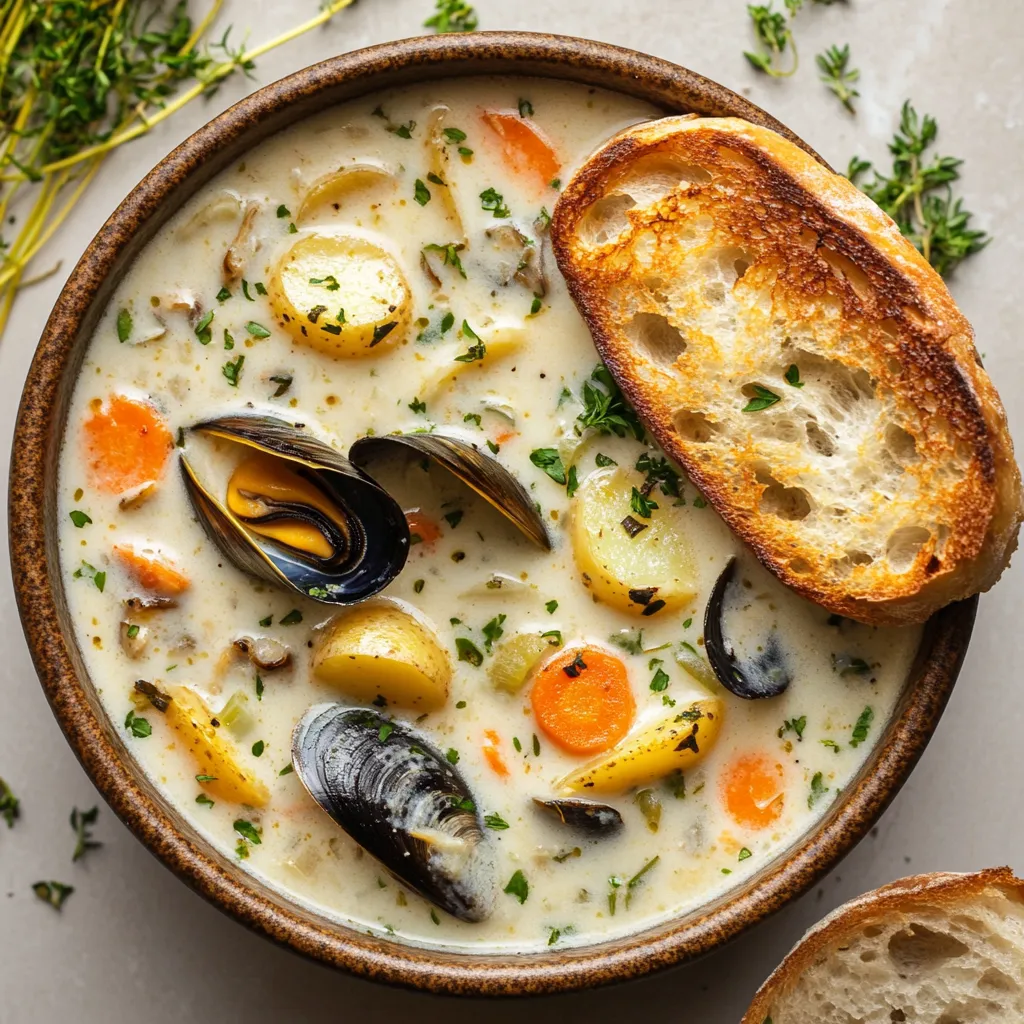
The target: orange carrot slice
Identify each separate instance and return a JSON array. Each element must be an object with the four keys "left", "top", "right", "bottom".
[
  {"left": 530, "top": 646, "right": 635, "bottom": 755},
  {"left": 405, "top": 509, "right": 442, "bottom": 546},
  {"left": 482, "top": 729, "right": 509, "bottom": 777},
  {"left": 722, "top": 753, "right": 786, "bottom": 829},
  {"left": 480, "top": 111, "right": 560, "bottom": 189},
  {"left": 83, "top": 395, "right": 173, "bottom": 496},
  {"left": 113, "top": 544, "right": 190, "bottom": 596}
]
